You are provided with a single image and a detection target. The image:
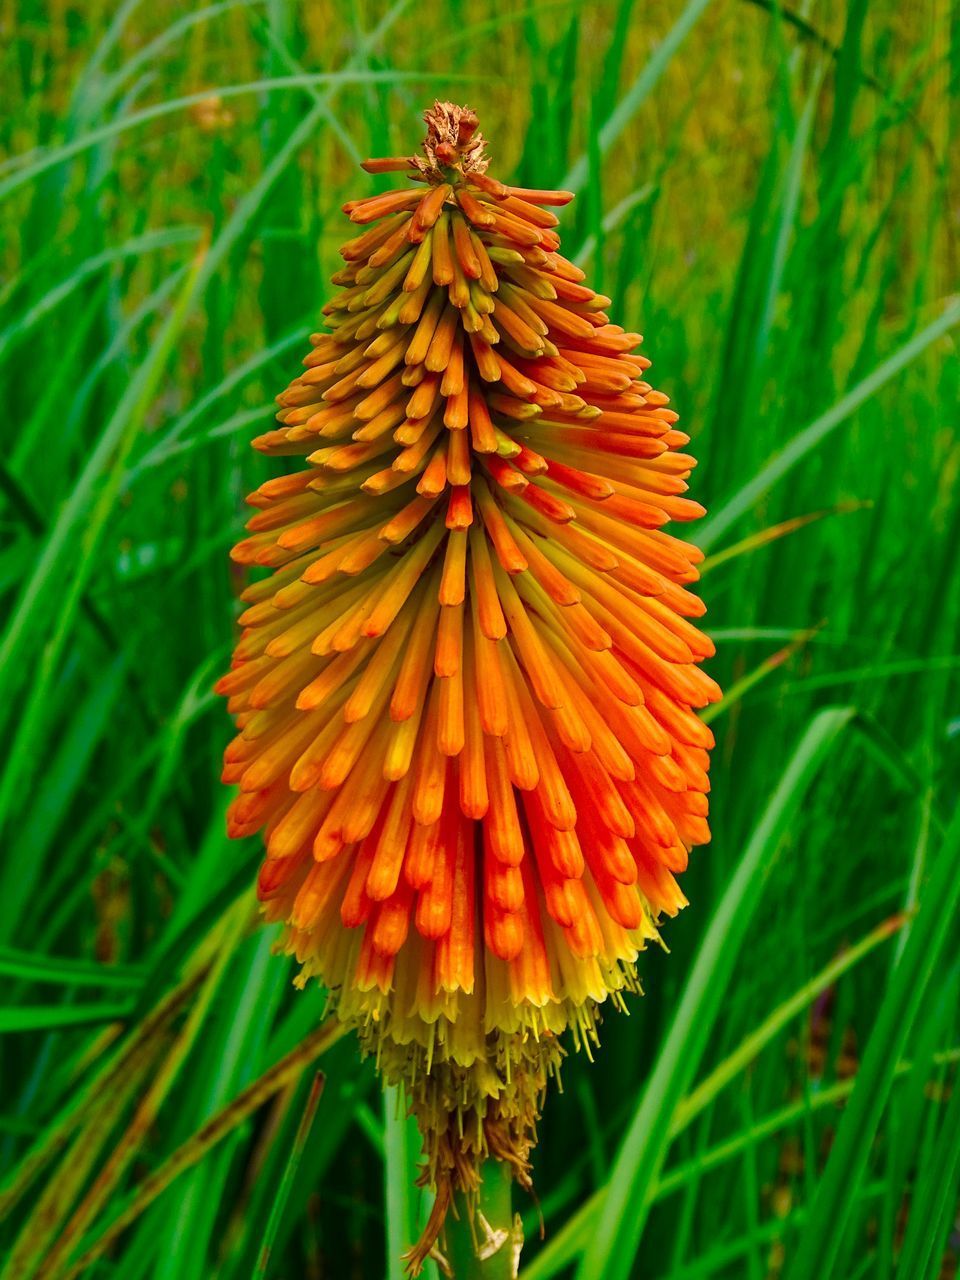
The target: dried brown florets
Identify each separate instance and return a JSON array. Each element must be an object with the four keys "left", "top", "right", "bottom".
[{"left": 413, "top": 100, "right": 489, "bottom": 179}]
